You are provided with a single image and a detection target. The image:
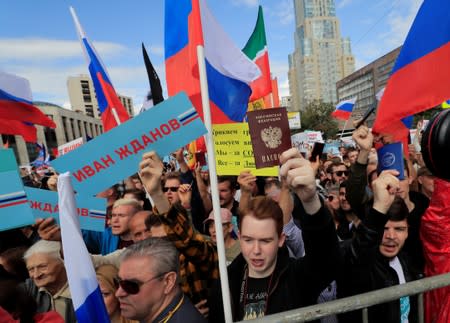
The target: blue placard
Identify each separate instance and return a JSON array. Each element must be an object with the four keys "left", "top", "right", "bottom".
[
  {"left": 51, "top": 92, "right": 207, "bottom": 196},
  {"left": 0, "top": 149, "right": 35, "bottom": 231},
  {"left": 25, "top": 187, "right": 106, "bottom": 232},
  {"left": 377, "top": 142, "right": 405, "bottom": 180}
]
